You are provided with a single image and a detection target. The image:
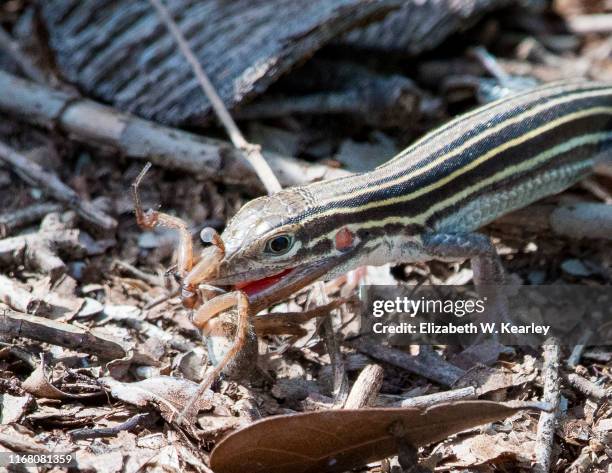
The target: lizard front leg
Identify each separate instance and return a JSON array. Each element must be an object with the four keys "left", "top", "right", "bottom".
[{"left": 421, "top": 232, "right": 512, "bottom": 326}]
